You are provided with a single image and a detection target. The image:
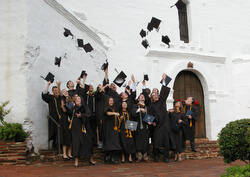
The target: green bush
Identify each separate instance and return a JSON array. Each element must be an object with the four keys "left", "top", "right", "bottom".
[
  {"left": 218, "top": 119, "right": 250, "bottom": 164},
  {"left": 221, "top": 164, "right": 250, "bottom": 177},
  {"left": 0, "top": 123, "right": 28, "bottom": 142},
  {"left": 0, "top": 101, "right": 28, "bottom": 142}
]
